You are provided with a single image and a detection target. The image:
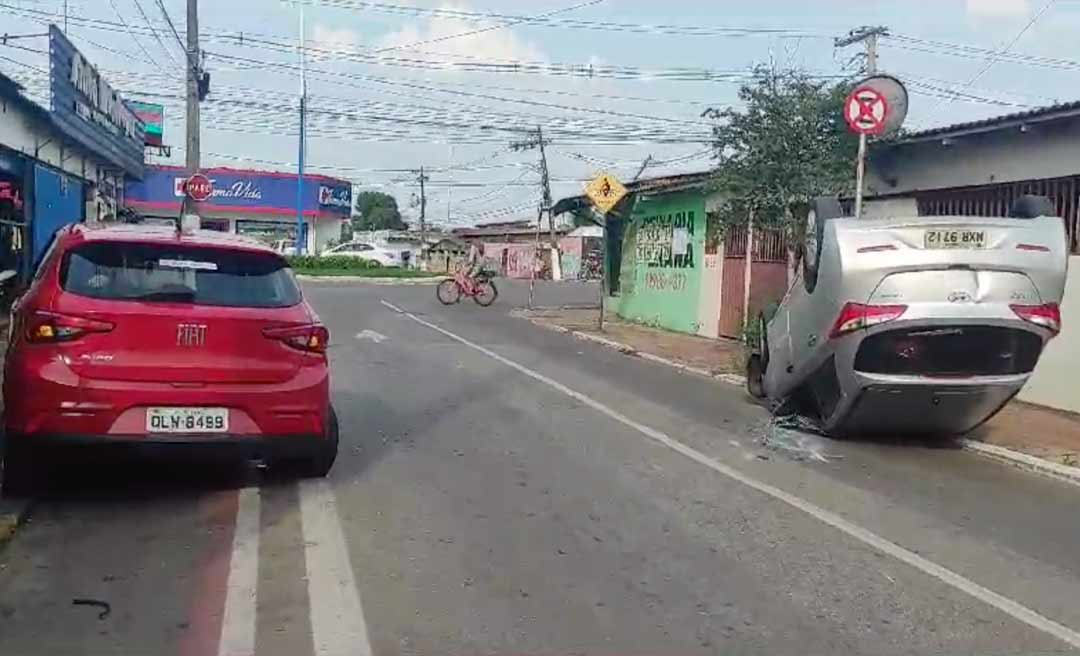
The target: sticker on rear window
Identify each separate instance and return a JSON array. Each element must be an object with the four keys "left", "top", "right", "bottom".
[{"left": 158, "top": 259, "right": 219, "bottom": 271}]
